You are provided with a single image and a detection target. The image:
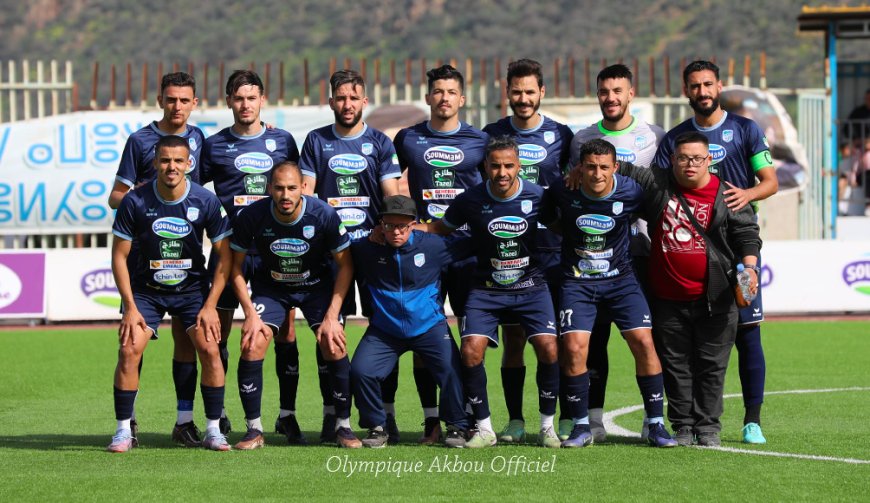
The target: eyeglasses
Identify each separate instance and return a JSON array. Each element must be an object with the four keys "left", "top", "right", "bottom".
[
  {"left": 381, "top": 221, "right": 414, "bottom": 232},
  {"left": 675, "top": 155, "right": 710, "bottom": 166}
]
